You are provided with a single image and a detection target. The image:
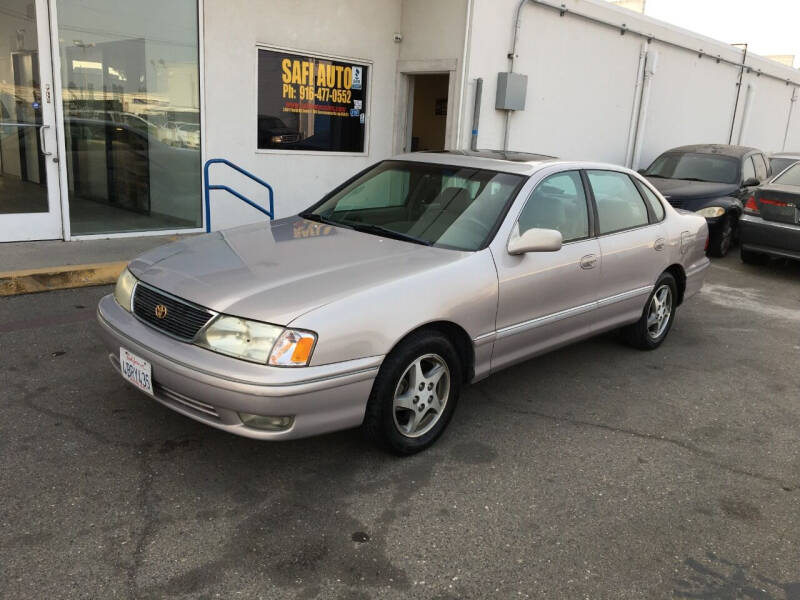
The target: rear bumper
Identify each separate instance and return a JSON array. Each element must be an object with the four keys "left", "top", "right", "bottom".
[
  {"left": 683, "top": 256, "right": 711, "bottom": 301},
  {"left": 96, "top": 294, "right": 381, "bottom": 440},
  {"left": 739, "top": 214, "right": 800, "bottom": 260}
]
